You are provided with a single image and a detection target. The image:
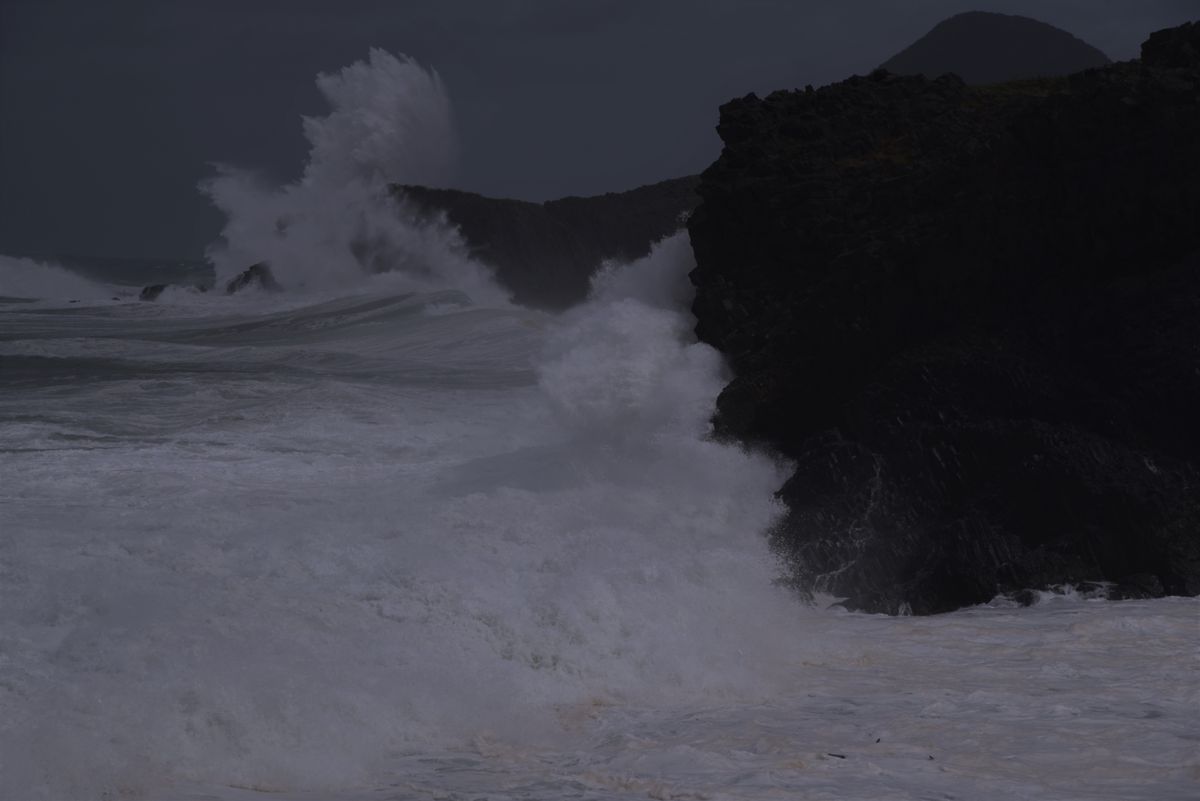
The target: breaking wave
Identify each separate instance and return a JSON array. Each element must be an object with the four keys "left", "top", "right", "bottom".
[
  {"left": 0, "top": 232, "right": 806, "bottom": 798},
  {"left": 201, "top": 49, "right": 501, "bottom": 303},
  {"left": 3, "top": 44, "right": 1193, "bottom": 801}
]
